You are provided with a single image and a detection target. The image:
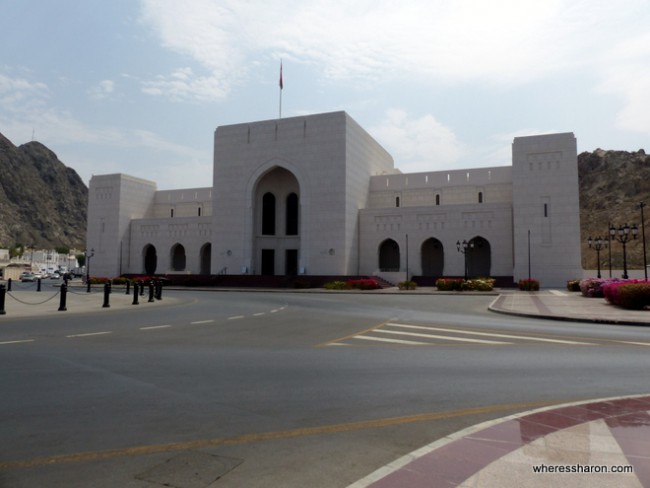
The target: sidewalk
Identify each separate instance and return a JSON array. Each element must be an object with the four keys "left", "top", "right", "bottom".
[
  {"left": 0, "top": 282, "right": 166, "bottom": 317},
  {"left": 349, "top": 394, "right": 650, "bottom": 488}
]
